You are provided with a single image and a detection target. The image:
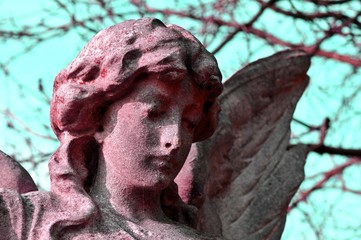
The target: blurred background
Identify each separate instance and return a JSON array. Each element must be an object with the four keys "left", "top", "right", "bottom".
[{"left": 0, "top": 0, "right": 360, "bottom": 239}]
